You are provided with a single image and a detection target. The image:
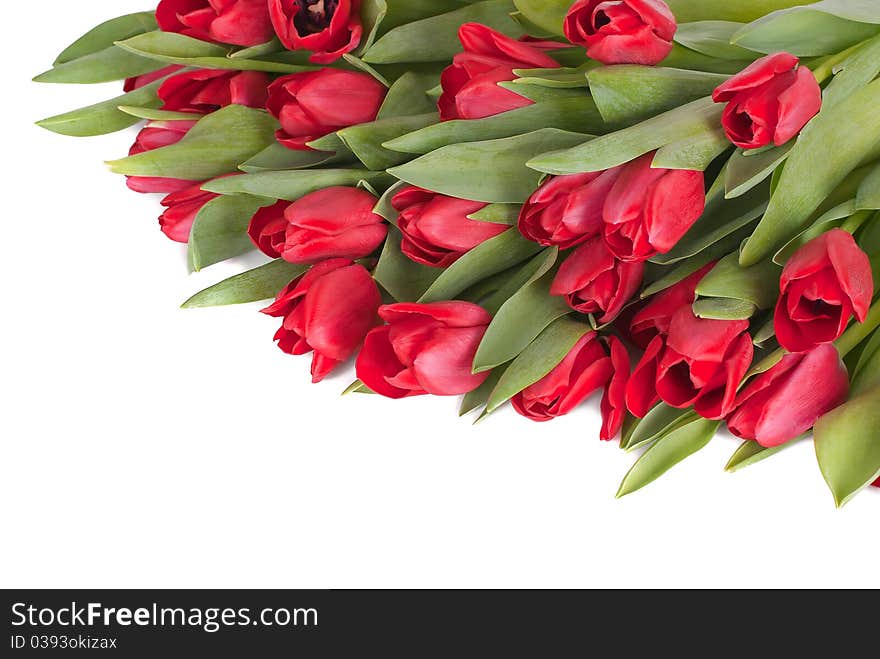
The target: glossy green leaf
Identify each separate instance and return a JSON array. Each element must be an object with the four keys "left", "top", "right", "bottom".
[
  {"left": 772, "top": 200, "right": 861, "bottom": 265},
  {"left": 231, "top": 39, "right": 284, "bottom": 60},
  {"left": 752, "top": 316, "right": 777, "bottom": 346},
  {"left": 472, "top": 268, "right": 570, "bottom": 373},
  {"left": 815, "top": 386, "right": 880, "bottom": 507},
  {"left": 617, "top": 417, "right": 720, "bottom": 498},
  {"left": 339, "top": 112, "right": 438, "bottom": 170},
  {"left": 479, "top": 248, "right": 559, "bottom": 316},
  {"left": 35, "top": 44, "right": 161, "bottom": 84},
  {"left": 696, "top": 252, "right": 781, "bottom": 310},
  {"left": 823, "top": 33, "right": 880, "bottom": 109},
  {"left": 115, "top": 31, "right": 317, "bottom": 73},
  {"left": 468, "top": 204, "right": 521, "bottom": 225},
  {"left": 202, "top": 169, "right": 393, "bottom": 200},
  {"left": 419, "top": 229, "right": 543, "bottom": 303},
  {"left": 107, "top": 105, "right": 278, "bottom": 180},
  {"left": 54, "top": 11, "right": 158, "bottom": 64},
  {"left": 740, "top": 78, "right": 880, "bottom": 266},
  {"left": 652, "top": 127, "right": 731, "bottom": 170},
  {"left": 673, "top": 21, "right": 758, "bottom": 60},
  {"left": 384, "top": 97, "right": 603, "bottom": 156},
  {"left": 586, "top": 66, "right": 728, "bottom": 126},
  {"left": 511, "top": 0, "right": 569, "bottom": 35},
  {"left": 731, "top": 1, "right": 880, "bottom": 56},
  {"left": 622, "top": 406, "right": 696, "bottom": 453},
  {"left": 484, "top": 317, "right": 590, "bottom": 414},
  {"left": 189, "top": 194, "right": 274, "bottom": 272},
  {"left": 857, "top": 162, "right": 880, "bottom": 210},
  {"left": 528, "top": 96, "right": 722, "bottom": 175},
  {"left": 182, "top": 260, "right": 309, "bottom": 308},
  {"left": 364, "top": 0, "right": 522, "bottom": 64},
  {"left": 378, "top": 71, "right": 439, "bottom": 118},
  {"left": 659, "top": 44, "right": 752, "bottom": 75},
  {"left": 512, "top": 64, "right": 594, "bottom": 89},
  {"left": 35, "top": 76, "right": 168, "bottom": 137},
  {"left": 692, "top": 298, "right": 758, "bottom": 320},
  {"left": 373, "top": 227, "right": 441, "bottom": 302},
  {"left": 724, "top": 142, "right": 794, "bottom": 198},
  {"left": 725, "top": 440, "right": 789, "bottom": 472},
  {"left": 460, "top": 366, "right": 508, "bottom": 417},
  {"left": 118, "top": 106, "right": 202, "bottom": 121},
  {"left": 239, "top": 143, "right": 346, "bottom": 173},
  {"left": 665, "top": 0, "right": 810, "bottom": 23},
  {"left": 390, "top": 129, "right": 589, "bottom": 203}
]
